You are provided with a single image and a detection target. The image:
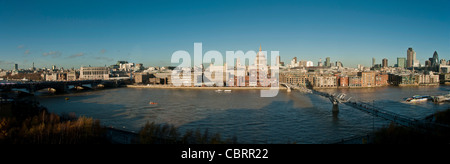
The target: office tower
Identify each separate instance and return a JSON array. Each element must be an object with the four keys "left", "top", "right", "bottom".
[
  {"left": 430, "top": 51, "right": 439, "bottom": 71},
  {"left": 325, "top": 57, "right": 330, "bottom": 67},
  {"left": 14, "top": 64, "right": 18, "bottom": 71},
  {"left": 414, "top": 60, "right": 420, "bottom": 67},
  {"left": 431, "top": 51, "right": 439, "bottom": 67},
  {"left": 397, "top": 57, "right": 406, "bottom": 68},
  {"left": 372, "top": 58, "right": 375, "bottom": 67},
  {"left": 425, "top": 60, "right": 431, "bottom": 67},
  {"left": 276, "top": 55, "right": 281, "bottom": 66},
  {"left": 335, "top": 61, "right": 343, "bottom": 67},
  {"left": 291, "top": 57, "right": 297, "bottom": 67},
  {"left": 382, "top": 58, "right": 388, "bottom": 68},
  {"left": 407, "top": 47, "right": 416, "bottom": 68}
]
